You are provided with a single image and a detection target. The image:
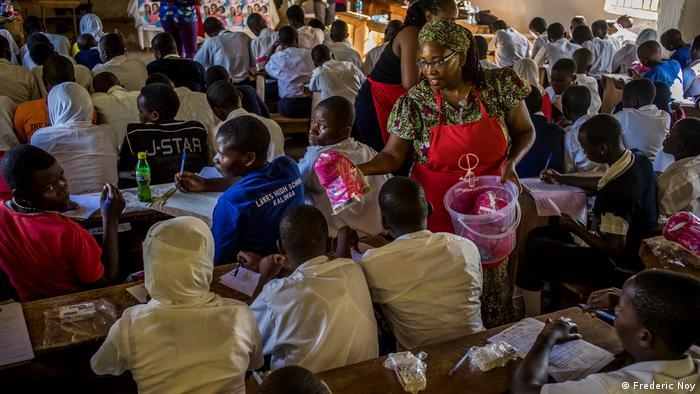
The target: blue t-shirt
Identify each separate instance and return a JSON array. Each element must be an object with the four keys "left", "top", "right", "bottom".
[
  {"left": 671, "top": 45, "right": 692, "bottom": 69},
  {"left": 644, "top": 60, "right": 682, "bottom": 89},
  {"left": 74, "top": 48, "right": 102, "bottom": 71},
  {"left": 212, "top": 157, "right": 305, "bottom": 264},
  {"left": 516, "top": 114, "right": 565, "bottom": 178}
]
